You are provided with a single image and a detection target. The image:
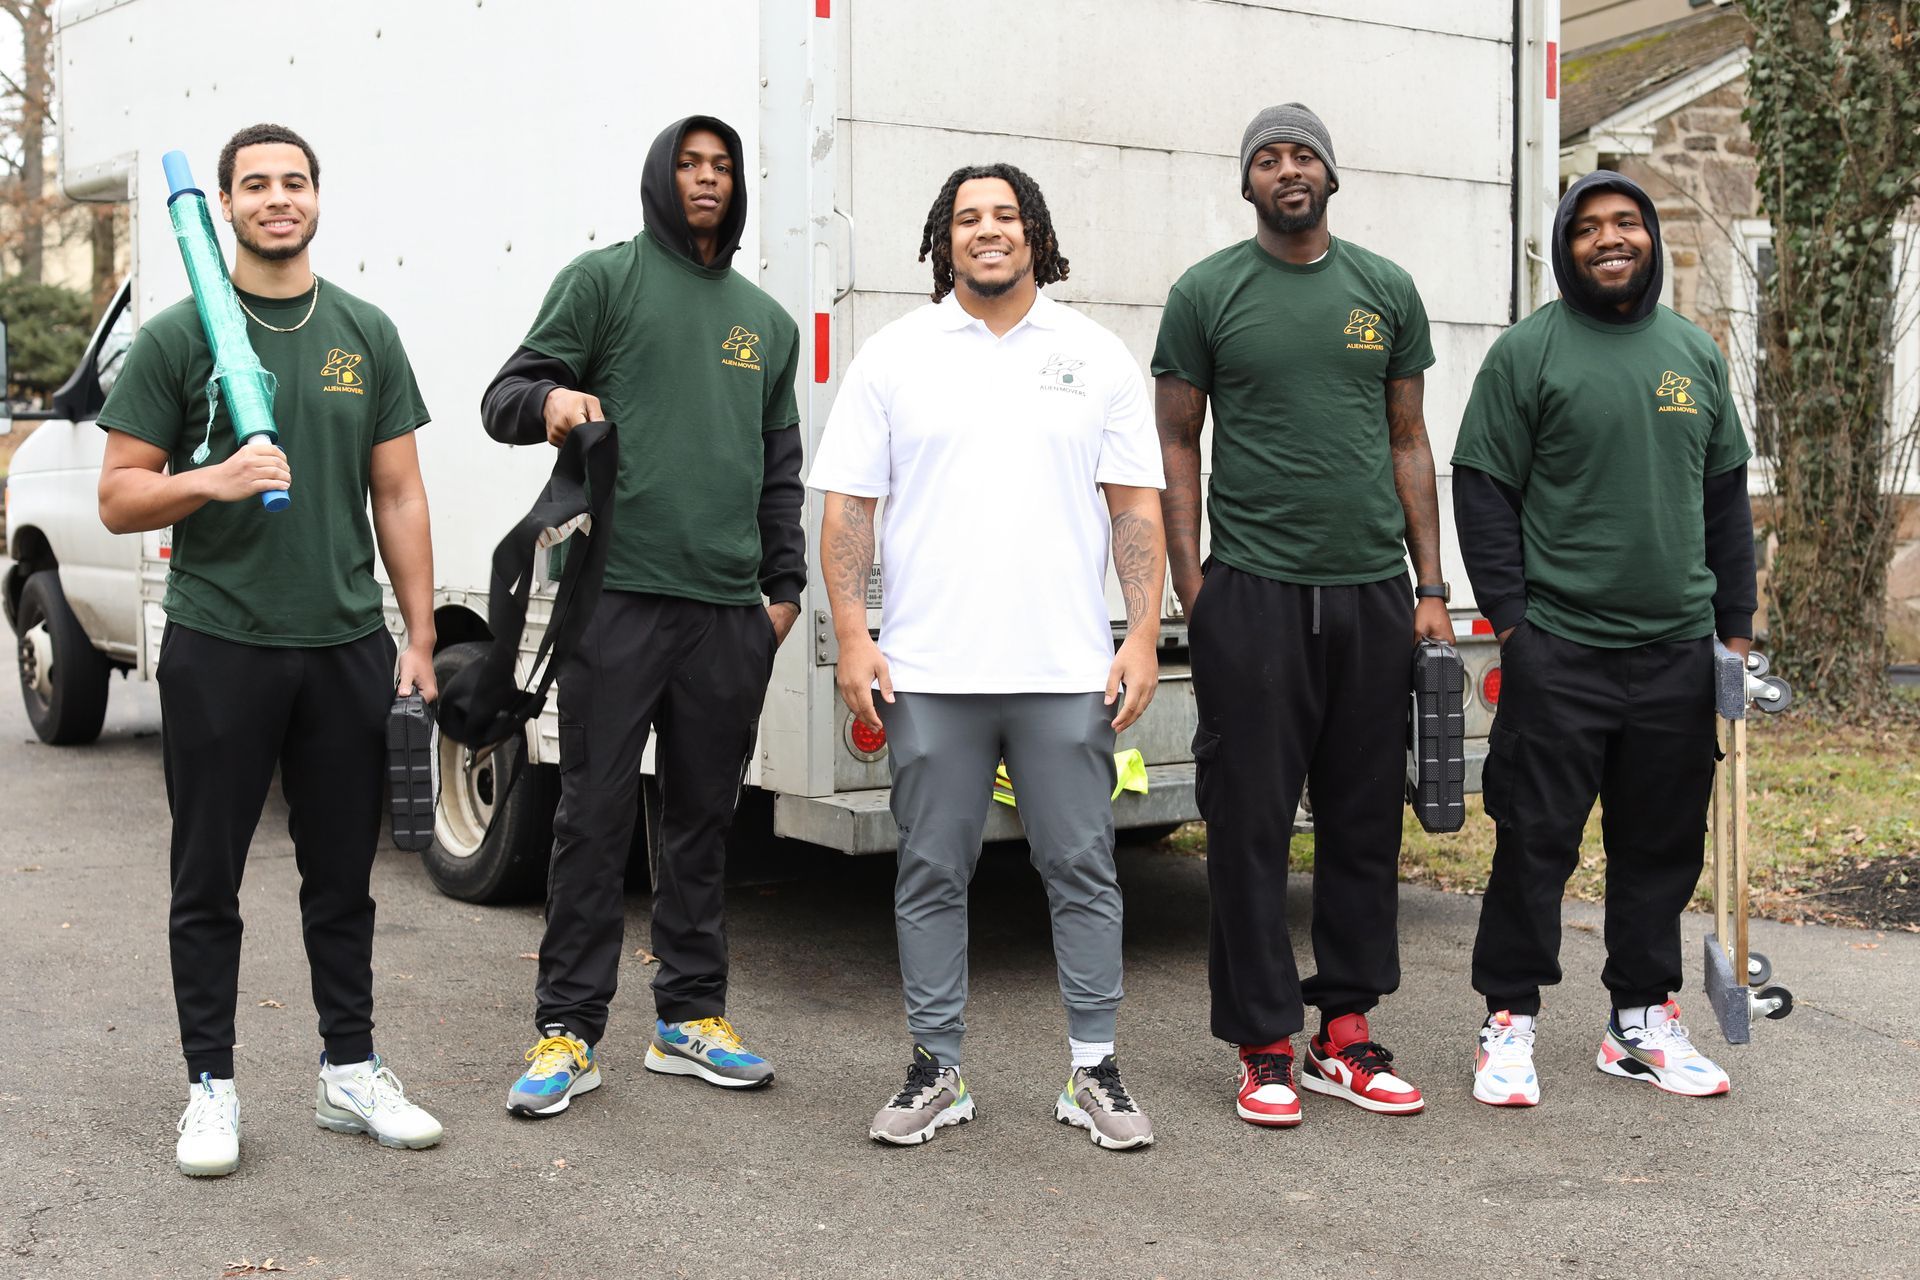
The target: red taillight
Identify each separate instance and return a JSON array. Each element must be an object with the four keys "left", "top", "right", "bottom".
[
  {"left": 1480, "top": 665, "right": 1502, "bottom": 706},
  {"left": 849, "top": 719, "right": 886, "bottom": 755},
  {"left": 1471, "top": 618, "right": 1495, "bottom": 636}
]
